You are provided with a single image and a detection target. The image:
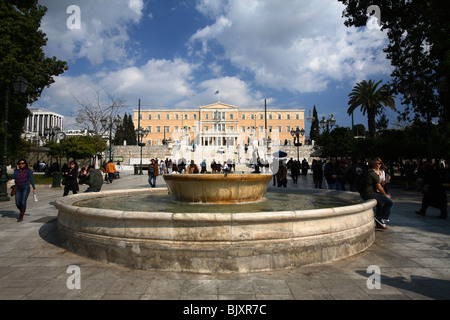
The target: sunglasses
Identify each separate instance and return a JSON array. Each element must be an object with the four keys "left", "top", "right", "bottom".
[{"left": 19, "top": 162, "right": 26, "bottom": 165}]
